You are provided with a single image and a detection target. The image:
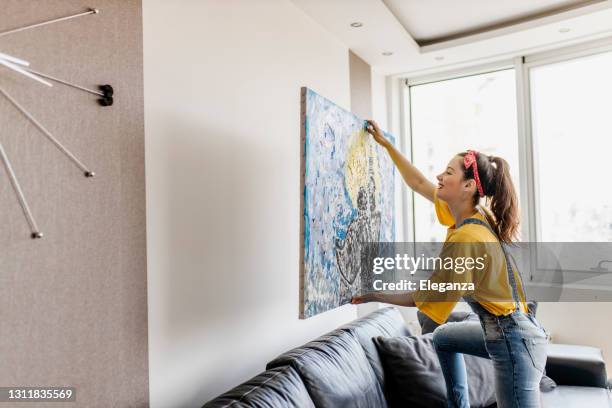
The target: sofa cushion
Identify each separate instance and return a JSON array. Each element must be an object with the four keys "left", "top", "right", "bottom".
[
  {"left": 540, "top": 385, "right": 612, "bottom": 408},
  {"left": 374, "top": 334, "right": 496, "bottom": 408},
  {"left": 267, "top": 329, "right": 387, "bottom": 408},
  {"left": 202, "top": 365, "right": 314, "bottom": 408},
  {"left": 546, "top": 343, "right": 608, "bottom": 388},
  {"left": 339, "top": 307, "right": 412, "bottom": 385}
]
